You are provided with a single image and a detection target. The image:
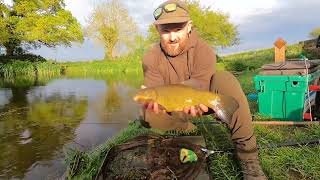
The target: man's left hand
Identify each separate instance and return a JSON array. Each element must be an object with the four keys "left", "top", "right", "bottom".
[{"left": 183, "top": 104, "right": 208, "bottom": 117}]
